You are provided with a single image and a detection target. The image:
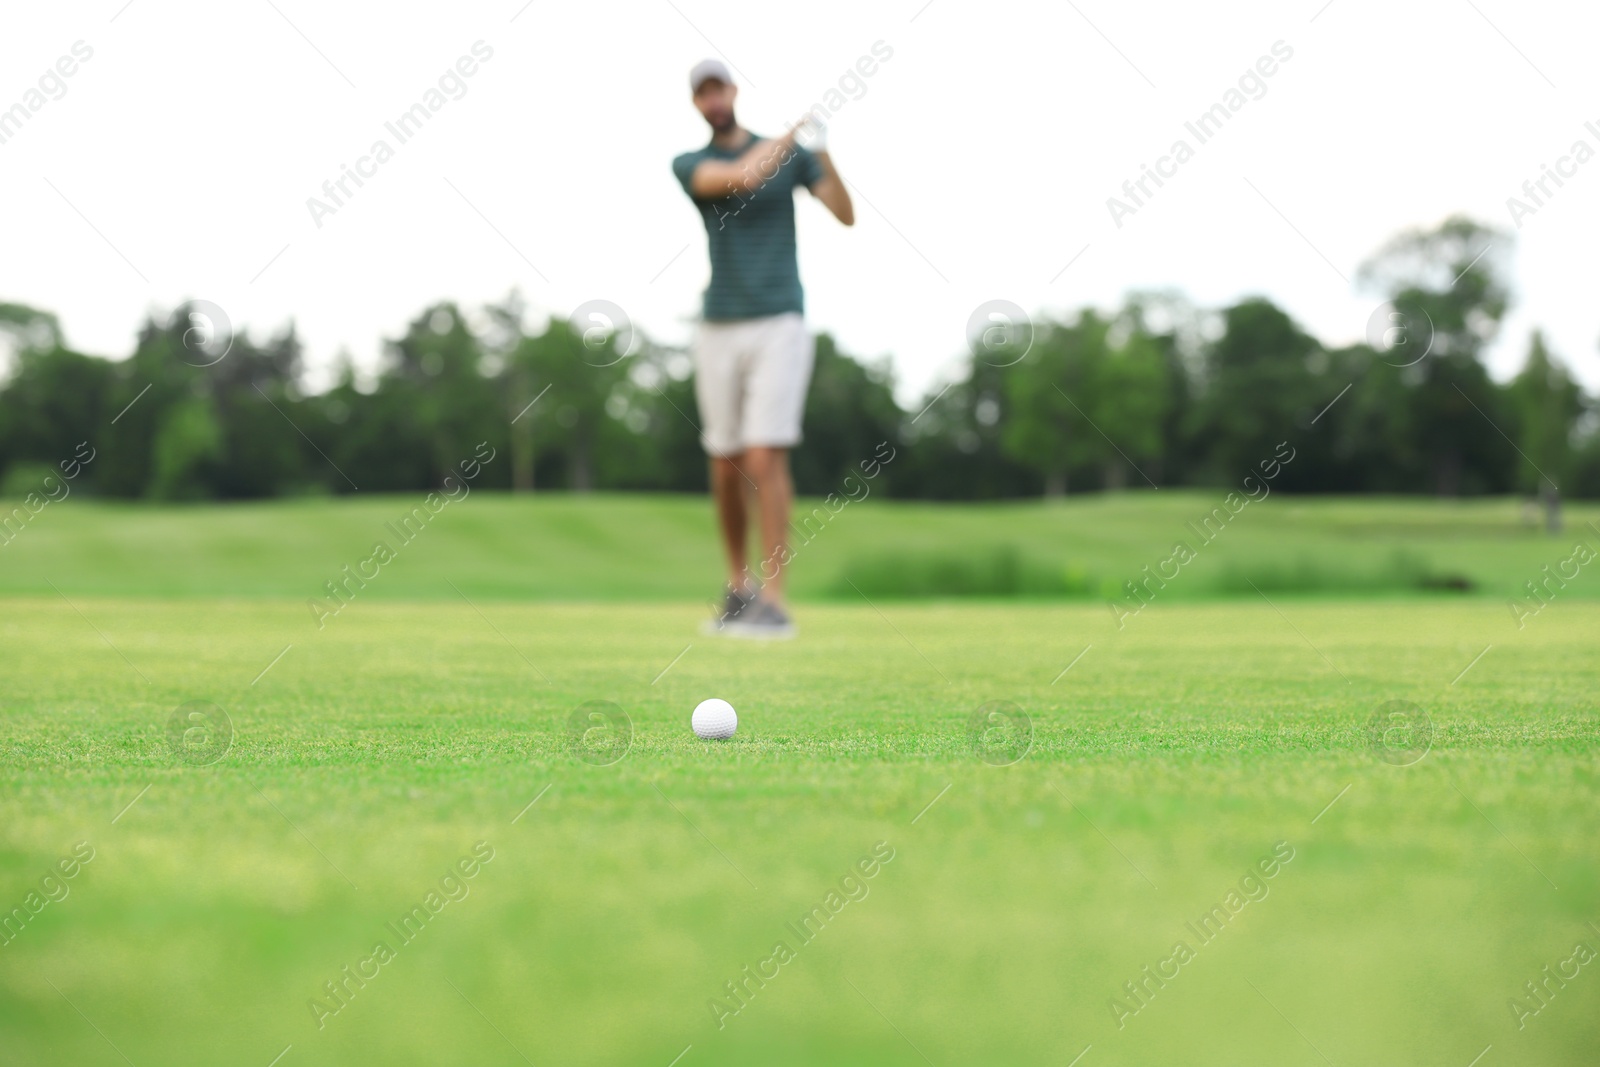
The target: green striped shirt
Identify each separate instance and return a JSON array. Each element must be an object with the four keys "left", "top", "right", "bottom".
[{"left": 673, "top": 134, "right": 824, "bottom": 321}]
